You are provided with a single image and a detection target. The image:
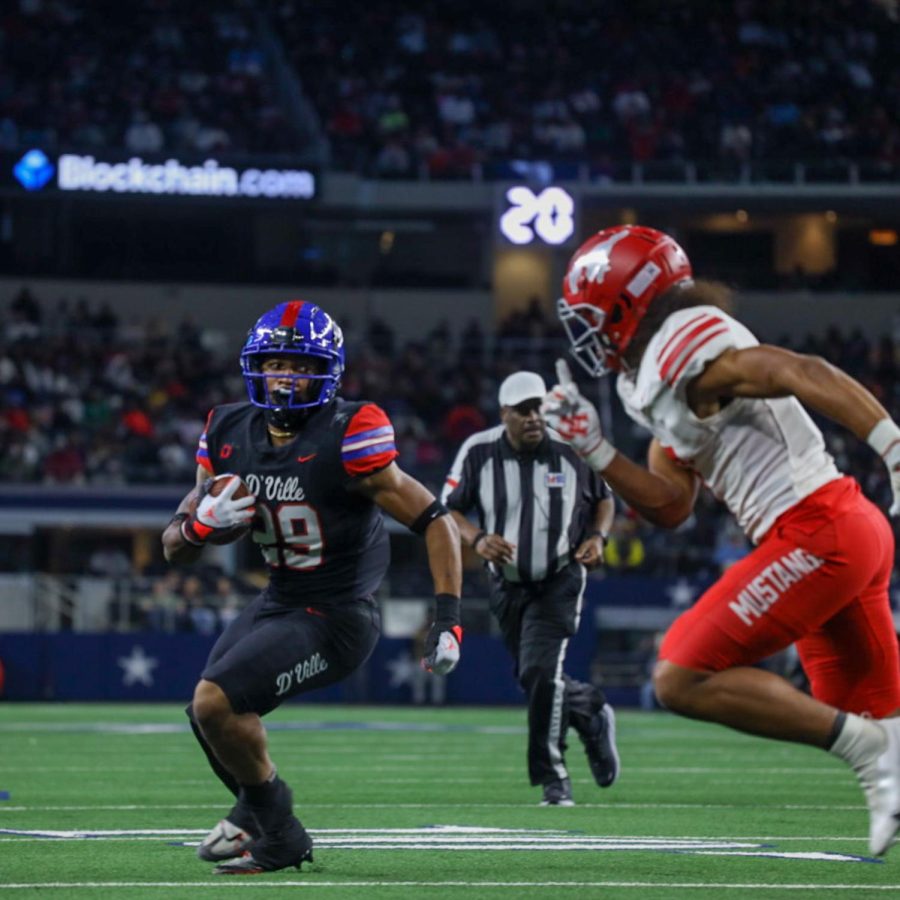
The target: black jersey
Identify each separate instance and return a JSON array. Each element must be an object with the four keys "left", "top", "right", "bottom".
[{"left": 195, "top": 398, "right": 399, "bottom": 605}]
